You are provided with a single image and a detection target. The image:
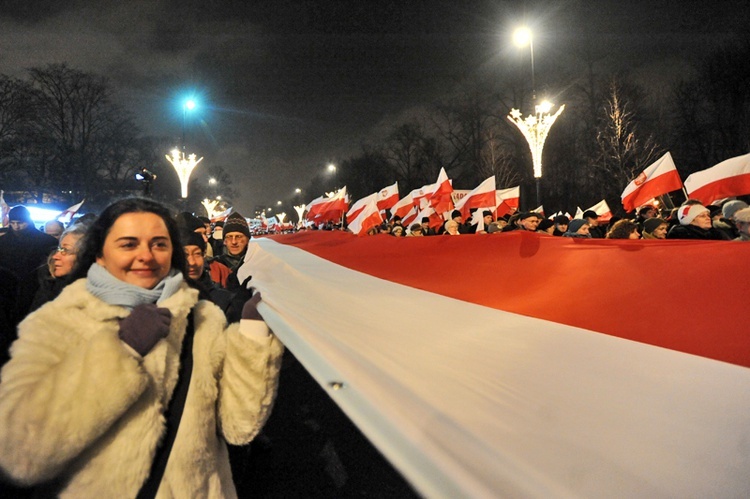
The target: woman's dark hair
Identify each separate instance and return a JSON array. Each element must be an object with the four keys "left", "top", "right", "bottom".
[
  {"left": 606, "top": 219, "right": 639, "bottom": 239},
  {"left": 69, "top": 197, "right": 187, "bottom": 282}
]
